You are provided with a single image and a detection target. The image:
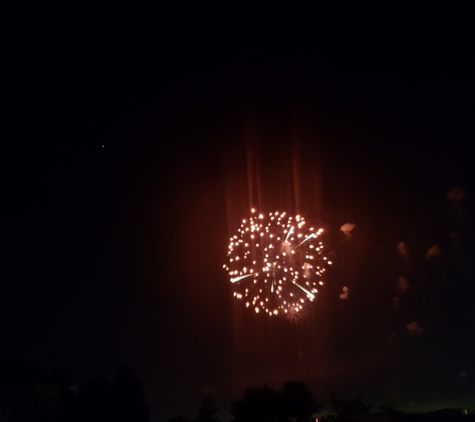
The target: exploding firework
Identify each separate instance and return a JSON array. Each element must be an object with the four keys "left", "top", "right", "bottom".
[{"left": 224, "top": 209, "right": 331, "bottom": 316}]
